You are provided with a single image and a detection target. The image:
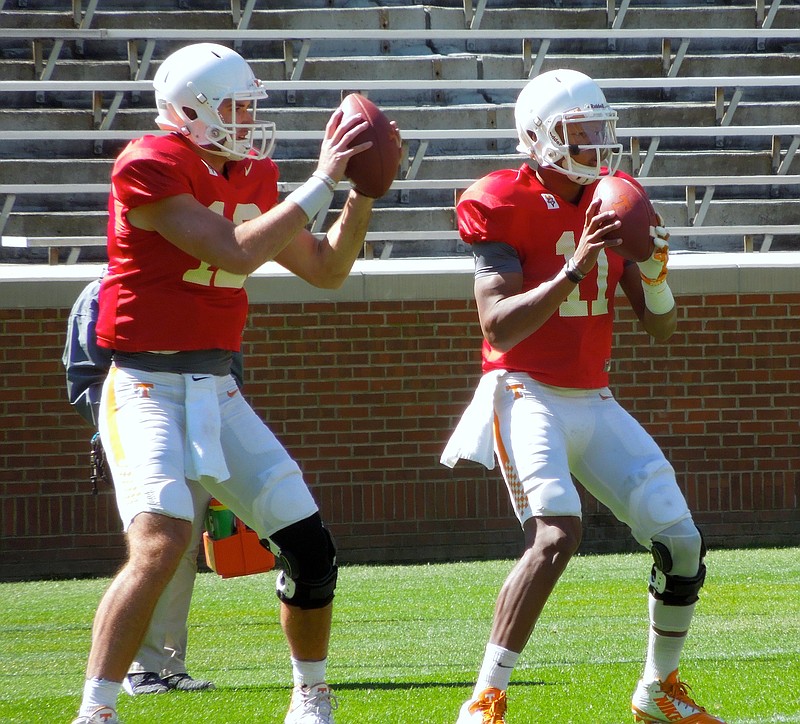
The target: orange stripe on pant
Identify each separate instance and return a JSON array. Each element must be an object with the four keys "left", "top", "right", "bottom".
[{"left": 493, "top": 411, "right": 531, "bottom": 521}]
